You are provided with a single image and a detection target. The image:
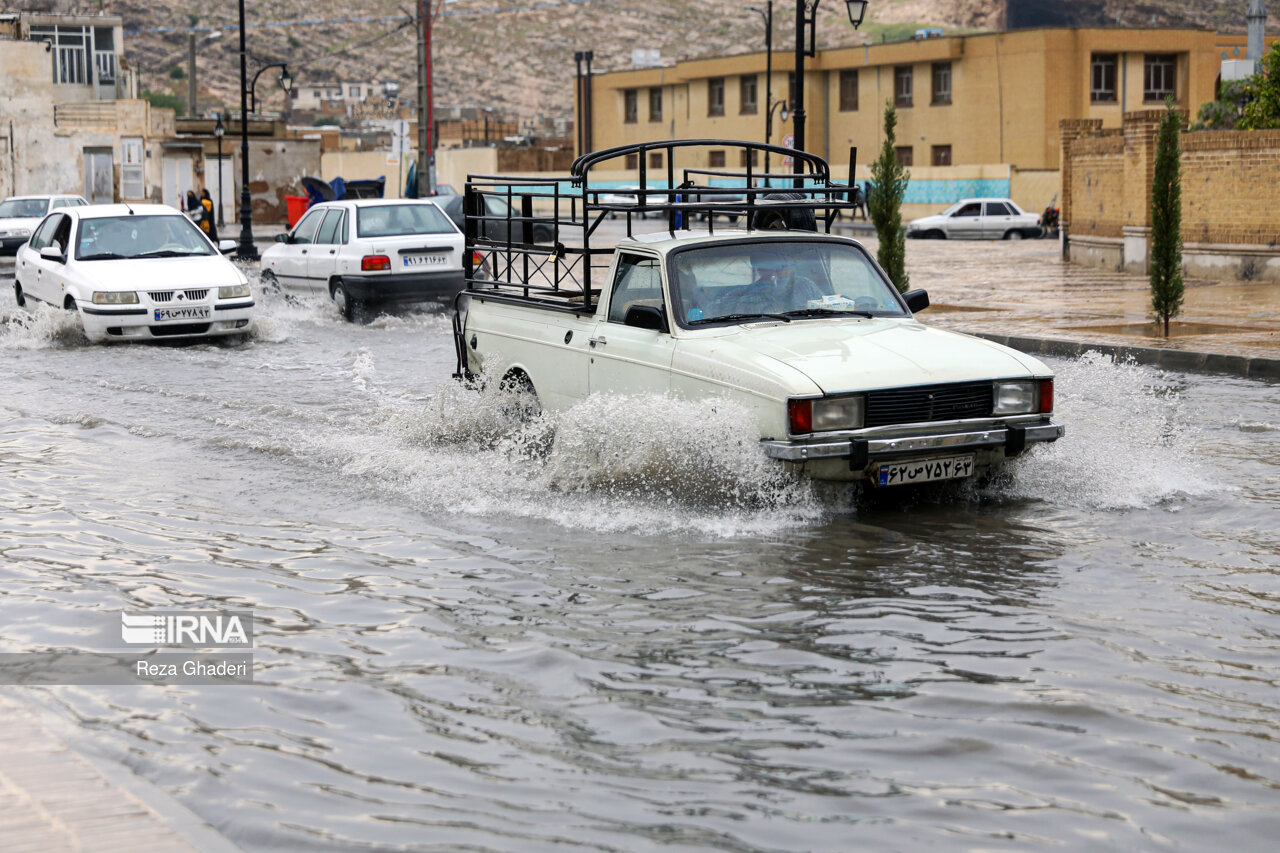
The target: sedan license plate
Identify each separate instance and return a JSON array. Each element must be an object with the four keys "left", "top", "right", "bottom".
[
  {"left": 875, "top": 454, "right": 974, "bottom": 487},
  {"left": 153, "top": 305, "right": 211, "bottom": 322},
  {"left": 402, "top": 254, "right": 446, "bottom": 267}
]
